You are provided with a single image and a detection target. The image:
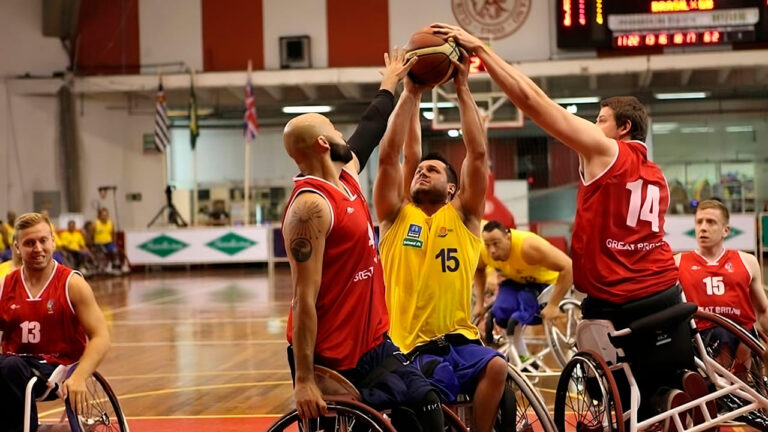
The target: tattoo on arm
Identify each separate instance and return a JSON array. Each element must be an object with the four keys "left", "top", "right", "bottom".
[{"left": 288, "top": 199, "right": 325, "bottom": 263}]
